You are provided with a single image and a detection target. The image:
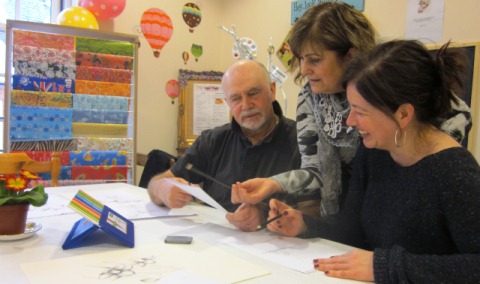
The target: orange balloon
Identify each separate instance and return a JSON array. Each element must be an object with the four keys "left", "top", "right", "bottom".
[{"left": 140, "top": 8, "right": 173, "bottom": 58}]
